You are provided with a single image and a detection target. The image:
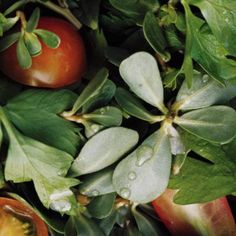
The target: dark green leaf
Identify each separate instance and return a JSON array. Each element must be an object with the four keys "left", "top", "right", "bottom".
[
  {"left": 83, "top": 106, "right": 123, "bottom": 127},
  {"left": 115, "top": 87, "right": 164, "bottom": 123},
  {"left": 169, "top": 130, "right": 236, "bottom": 204},
  {"left": 132, "top": 206, "right": 163, "bottom": 236},
  {"left": 77, "top": 0, "right": 101, "bottom": 29},
  {"left": 113, "top": 128, "right": 172, "bottom": 203},
  {"left": 4, "top": 0, "right": 28, "bottom": 16},
  {"left": 16, "top": 35, "right": 32, "bottom": 69},
  {"left": 109, "top": 0, "right": 159, "bottom": 24},
  {"left": 105, "top": 46, "right": 129, "bottom": 66},
  {"left": 71, "top": 127, "right": 139, "bottom": 176},
  {"left": 188, "top": 0, "right": 236, "bottom": 55},
  {"left": 87, "top": 193, "right": 116, "bottom": 219},
  {"left": 99, "top": 210, "right": 118, "bottom": 236},
  {"left": 0, "top": 108, "right": 79, "bottom": 210},
  {"left": 0, "top": 163, "right": 4, "bottom": 189},
  {"left": 0, "top": 32, "right": 20, "bottom": 52},
  {"left": 175, "top": 106, "right": 236, "bottom": 144},
  {"left": 34, "top": 29, "right": 60, "bottom": 48},
  {"left": 24, "top": 32, "right": 41, "bottom": 56},
  {"left": 65, "top": 213, "right": 105, "bottom": 236},
  {"left": 65, "top": 68, "right": 109, "bottom": 115},
  {"left": 26, "top": 7, "right": 40, "bottom": 32},
  {"left": 0, "top": 123, "right": 2, "bottom": 150},
  {"left": 6, "top": 89, "right": 80, "bottom": 156},
  {"left": 143, "top": 11, "right": 170, "bottom": 61},
  {"left": 82, "top": 79, "right": 116, "bottom": 113},
  {"left": 183, "top": 4, "right": 236, "bottom": 83},
  {"left": 79, "top": 167, "right": 115, "bottom": 197}
]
